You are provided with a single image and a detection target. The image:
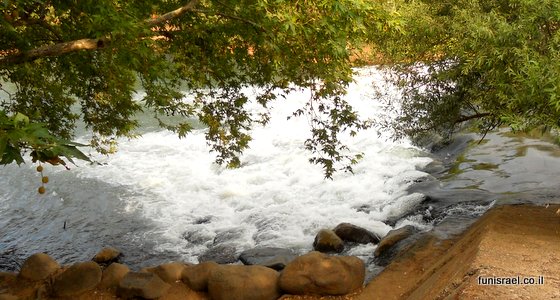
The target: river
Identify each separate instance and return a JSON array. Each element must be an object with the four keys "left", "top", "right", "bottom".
[{"left": 1, "top": 67, "right": 559, "bottom": 274}]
